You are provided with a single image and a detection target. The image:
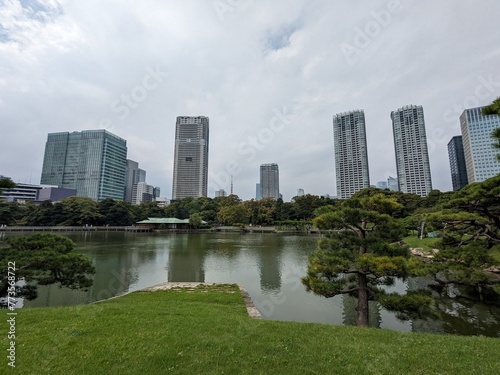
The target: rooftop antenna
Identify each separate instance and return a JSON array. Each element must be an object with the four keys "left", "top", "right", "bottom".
[{"left": 230, "top": 175, "right": 233, "bottom": 195}]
